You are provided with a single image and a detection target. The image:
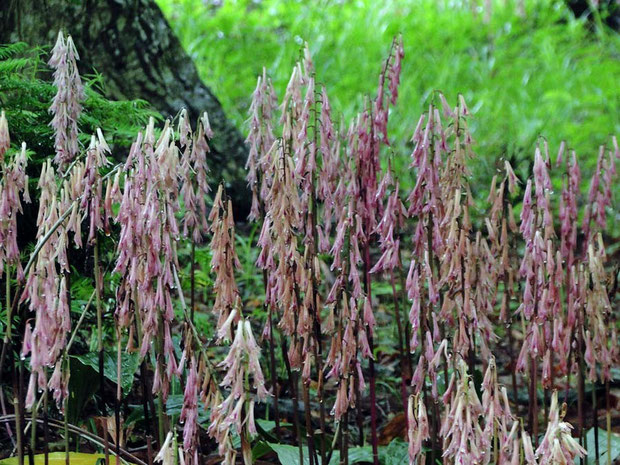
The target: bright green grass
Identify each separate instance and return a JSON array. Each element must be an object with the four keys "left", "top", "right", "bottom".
[{"left": 157, "top": 0, "right": 619, "bottom": 187}]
